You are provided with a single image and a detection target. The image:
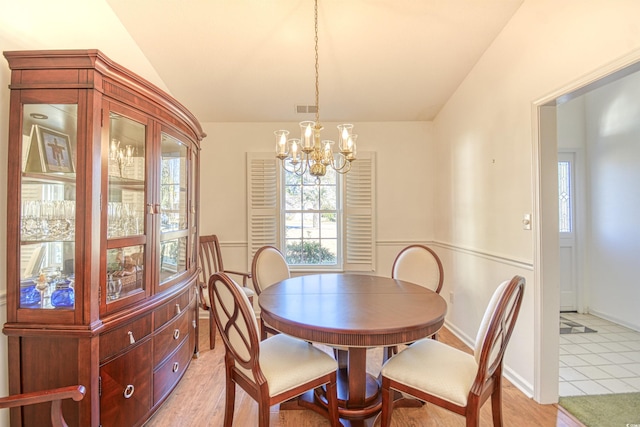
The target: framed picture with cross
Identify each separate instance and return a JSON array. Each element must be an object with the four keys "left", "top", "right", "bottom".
[{"left": 29, "top": 125, "right": 75, "bottom": 173}]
